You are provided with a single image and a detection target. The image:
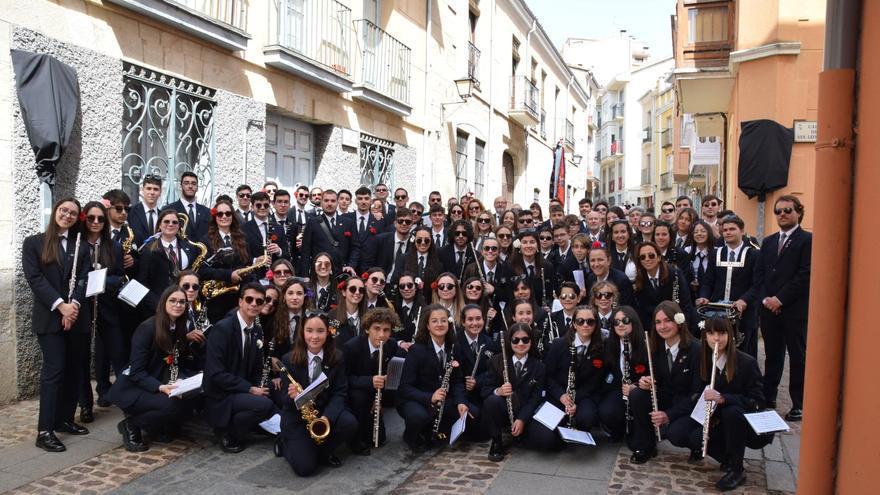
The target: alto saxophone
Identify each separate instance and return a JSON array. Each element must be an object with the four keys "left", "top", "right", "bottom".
[
  {"left": 277, "top": 362, "right": 331, "bottom": 444},
  {"left": 432, "top": 344, "right": 456, "bottom": 440},
  {"left": 122, "top": 222, "right": 135, "bottom": 255},
  {"left": 176, "top": 213, "right": 208, "bottom": 272},
  {"left": 566, "top": 342, "right": 577, "bottom": 429},
  {"left": 201, "top": 242, "right": 269, "bottom": 299}
]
